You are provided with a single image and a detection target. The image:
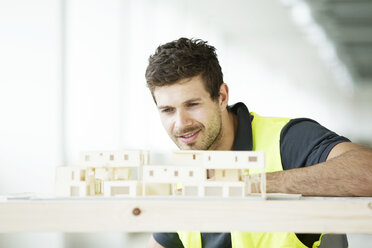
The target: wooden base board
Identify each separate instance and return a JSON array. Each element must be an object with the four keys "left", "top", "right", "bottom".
[{"left": 0, "top": 197, "right": 372, "bottom": 233}]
